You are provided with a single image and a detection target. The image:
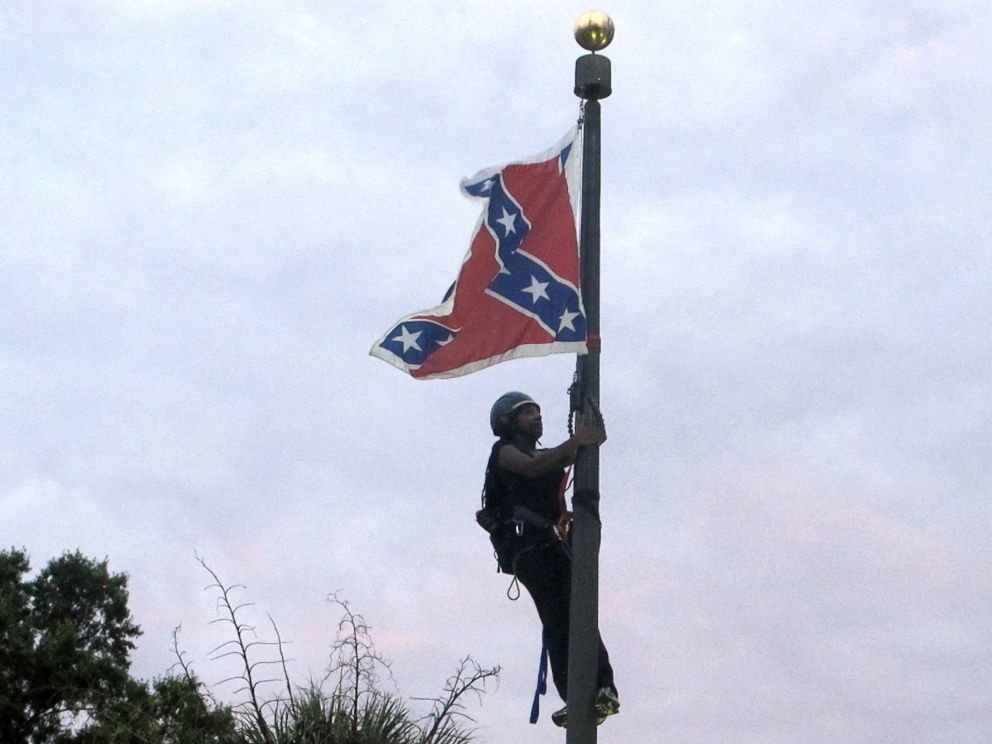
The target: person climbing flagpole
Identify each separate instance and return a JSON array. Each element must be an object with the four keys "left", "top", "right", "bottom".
[{"left": 567, "top": 11, "right": 614, "bottom": 744}]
